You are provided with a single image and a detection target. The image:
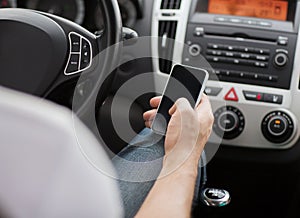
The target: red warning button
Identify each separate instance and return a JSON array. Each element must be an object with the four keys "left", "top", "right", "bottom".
[{"left": 224, "top": 88, "right": 239, "bottom": 102}]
